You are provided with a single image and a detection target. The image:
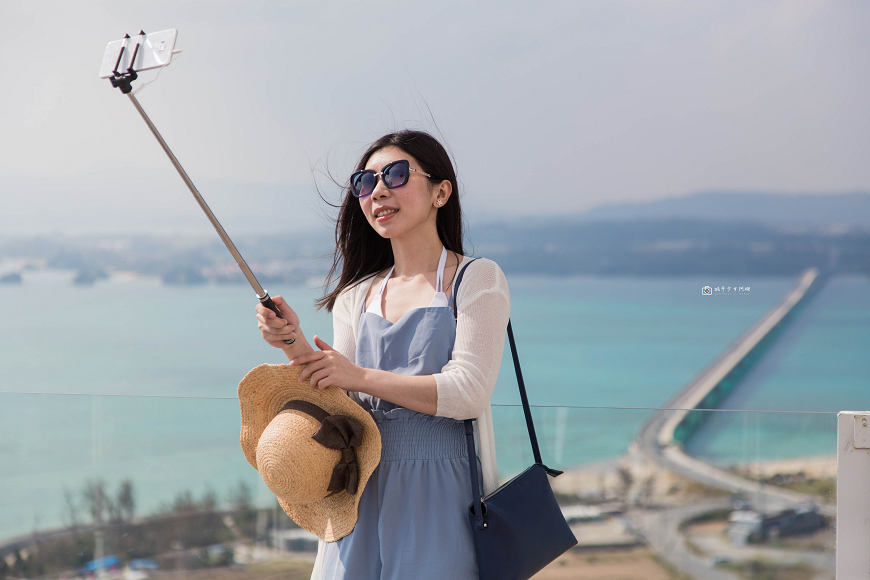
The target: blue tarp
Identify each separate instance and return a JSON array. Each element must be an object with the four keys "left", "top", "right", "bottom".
[{"left": 80, "top": 555, "right": 119, "bottom": 571}]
